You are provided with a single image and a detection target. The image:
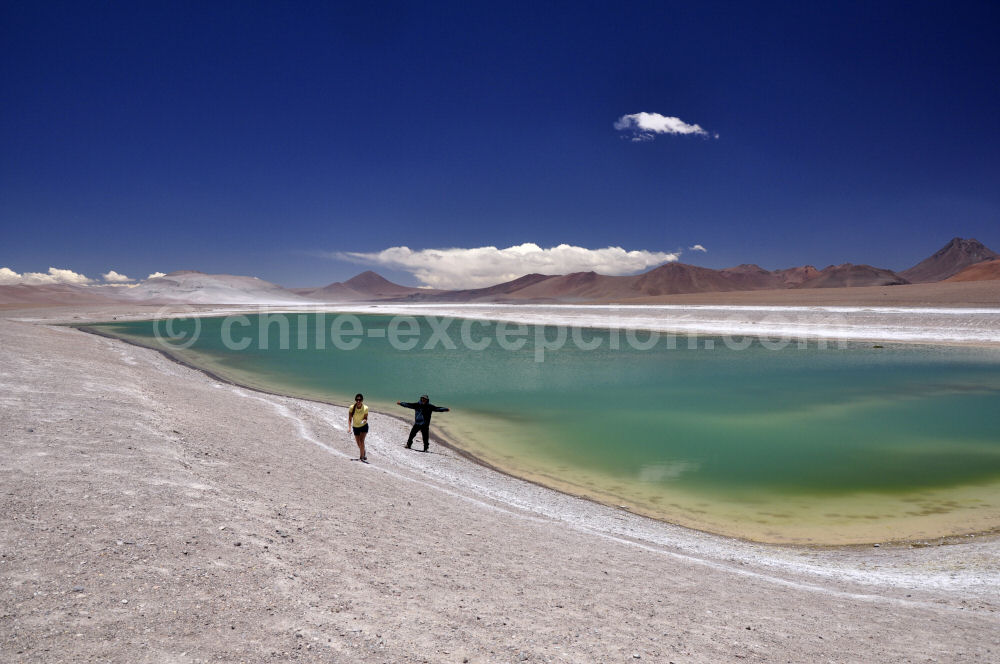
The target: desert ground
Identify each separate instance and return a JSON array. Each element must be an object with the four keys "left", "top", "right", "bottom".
[{"left": 2, "top": 301, "right": 999, "bottom": 663}]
